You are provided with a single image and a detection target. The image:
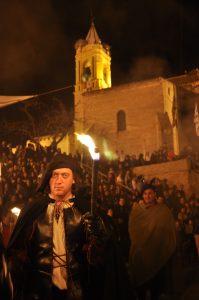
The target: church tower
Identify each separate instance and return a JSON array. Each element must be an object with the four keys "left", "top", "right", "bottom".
[
  {"left": 74, "top": 21, "right": 112, "bottom": 136},
  {"left": 74, "top": 21, "right": 111, "bottom": 94}
]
